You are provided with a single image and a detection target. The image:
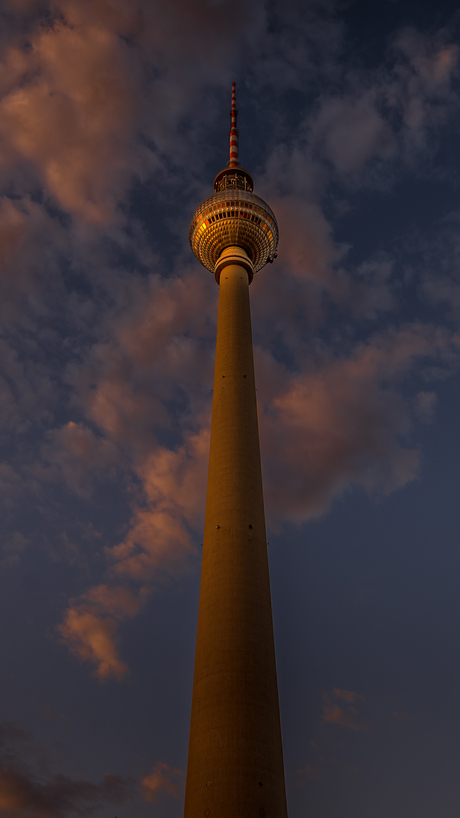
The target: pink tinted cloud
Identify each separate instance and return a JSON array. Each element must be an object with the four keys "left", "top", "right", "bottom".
[
  {"left": 58, "top": 585, "right": 145, "bottom": 681},
  {"left": 332, "top": 688, "right": 364, "bottom": 704},
  {"left": 0, "top": 718, "right": 133, "bottom": 813},
  {"left": 389, "top": 32, "right": 460, "bottom": 151},
  {"left": 415, "top": 390, "right": 437, "bottom": 423},
  {"left": 19, "top": 7, "right": 457, "bottom": 687},
  {"left": 298, "top": 763, "right": 320, "bottom": 782},
  {"left": 0, "top": 0, "right": 266, "bottom": 224},
  {"left": 322, "top": 703, "right": 360, "bottom": 730},
  {"left": 42, "top": 421, "right": 119, "bottom": 497},
  {"left": 58, "top": 429, "right": 208, "bottom": 674},
  {"left": 67, "top": 270, "right": 215, "bottom": 450},
  {"left": 271, "top": 194, "right": 347, "bottom": 285},
  {"left": 0, "top": 463, "right": 23, "bottom": 510},
  {"left": 261, "top": 324, "right": 453, "bottom": 521},
  {"left": 59, "top": 609, "right": 129, "bottom": 682},
  {"left": 116, "top": 270, "right": 215, "bottom": 369},
  {"left": 0, "top": 768, "right": 130, "bottom": 816},
  {"left": 108, "top": 428, "right": 209, "bottom": 582},
  {"left": 321, "top": 689, "right": 365, "bottom": 731},
  {"left": 0, "top": 335, "right": 56, "bottom": 435},
  {"left": 393, "top": 28, "right": 459, "bottom": 92},
  {"left": 58, "top": 298, "right": 458, "bottom": 677},
  {"left": 86, "top": 373, "right": 170, "bottom": 449},
  {"left": 141, "top": 762, "right": 184, "bottom": 803},
  {"left": 0, "top": 196, "right": 67, "bottom": 319},
  {"left": 0, "top": 17, "right": 143, "bottom": 222}
]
